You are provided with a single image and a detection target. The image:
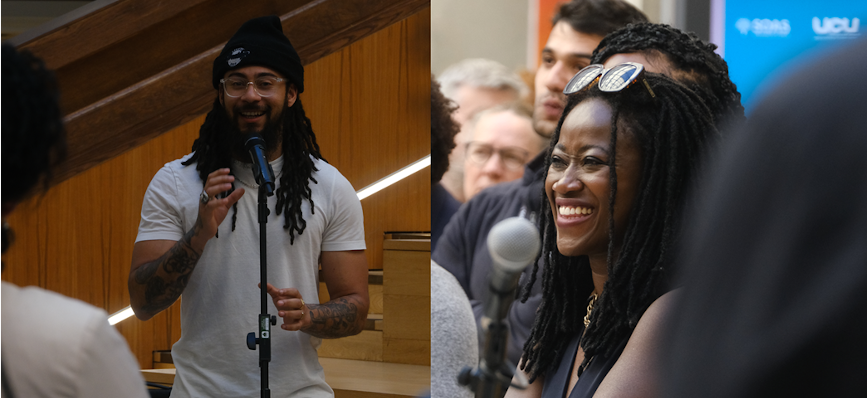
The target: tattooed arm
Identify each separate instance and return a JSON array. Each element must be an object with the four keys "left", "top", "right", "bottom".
[
  {"left": 266, "top": 250, "right": 370, "bottom": 338},
  {"left": 129, "top": 168, "right": 244, "bottom": 321}
]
